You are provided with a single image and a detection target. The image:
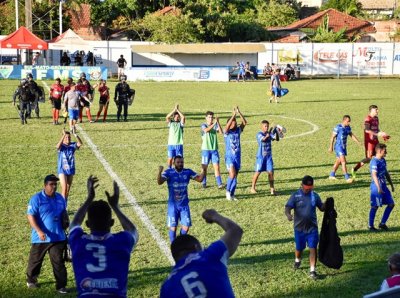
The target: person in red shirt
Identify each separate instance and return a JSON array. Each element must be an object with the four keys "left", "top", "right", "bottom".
[
  {"left": 76, "top": 79, "right": 93, "bottom": 123},
  {"left": 380, "top": 252, "right": 400, "bottom": 291},
  {"left": 49, "top": 78, "right": 64, "bottom": 125},
  {"left": 352, "top": 105, "right": 390, "bottom": 179},
  {"left": 93, "top": 80, "right": 110, "bottom": 122}
]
